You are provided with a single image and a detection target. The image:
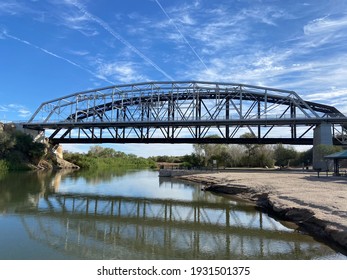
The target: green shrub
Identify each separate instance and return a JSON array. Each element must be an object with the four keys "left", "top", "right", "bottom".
[
  {"left": 0, "top": 159, "right": 9, "bottom": 174},
  {"left": 64, "top": 147, "right": 156, "bottom": 170}
]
